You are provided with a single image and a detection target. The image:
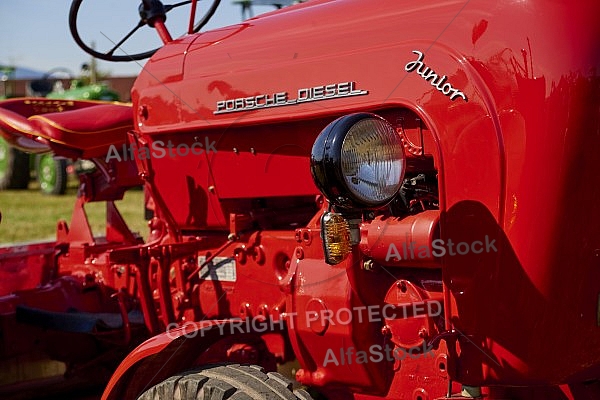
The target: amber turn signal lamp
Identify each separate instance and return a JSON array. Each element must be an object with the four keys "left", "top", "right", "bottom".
[{"left": 321, "top": 212, "right": 352, "bottom": 265}]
